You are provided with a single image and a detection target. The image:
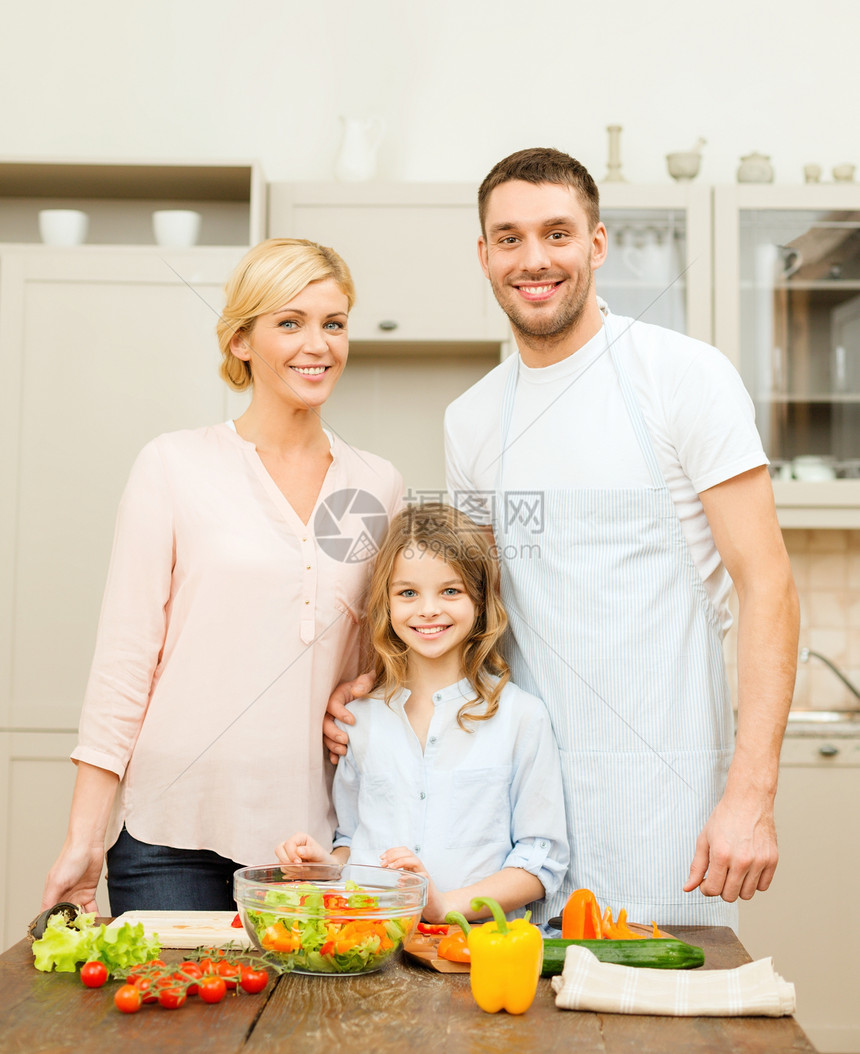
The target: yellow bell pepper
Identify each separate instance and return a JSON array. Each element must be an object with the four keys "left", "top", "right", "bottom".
[{"left": 462, "top": 897, "right": 543, "bottom": 1015}]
